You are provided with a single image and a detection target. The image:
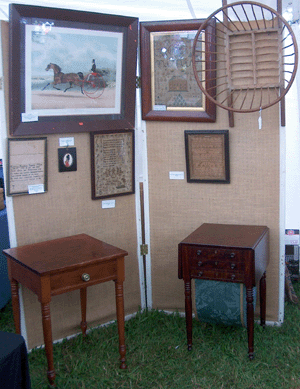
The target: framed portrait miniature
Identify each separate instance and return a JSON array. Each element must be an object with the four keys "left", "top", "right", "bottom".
[
  {"left": 90, "top": 130, "right": 135, "bottom": 199},
  {"left": 58, "top": 147, "right": 77, "bottom": 172},
  {"left": 140, "top": 19, "right": 216, "bottom": 122},
  {"left": 9, "top": 3, "right": 138, "bottom": 136},
  {"left": 185, "top": 130, "right": 230, "bottom": 183}
]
